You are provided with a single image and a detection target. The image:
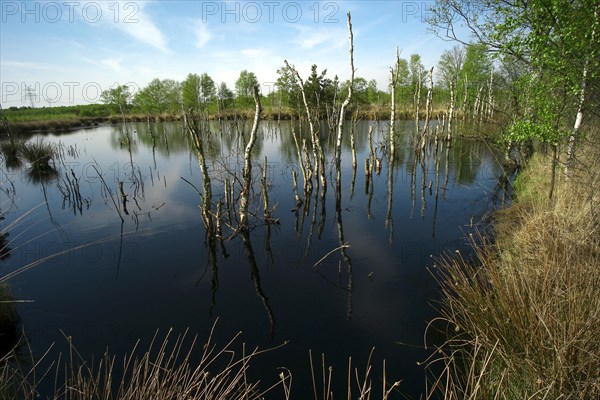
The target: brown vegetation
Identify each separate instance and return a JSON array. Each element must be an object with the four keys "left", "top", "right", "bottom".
[{"left": 426, "top": 132, "right": 600, "bottom": 399}]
